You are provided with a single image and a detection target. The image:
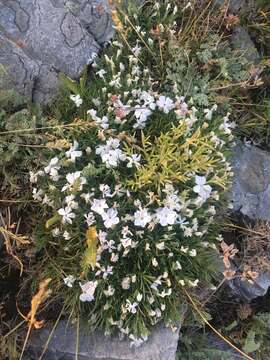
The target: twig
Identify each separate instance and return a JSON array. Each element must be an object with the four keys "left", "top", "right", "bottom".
[
  {"left": 0, "top": 121, "right": 95, "bottom": 136},
  {"left": 38, "top": 307, "right": 65, "bottom": 360},
  {"left": 183, "top": 288, "right": 255, "bottom": 360}
]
